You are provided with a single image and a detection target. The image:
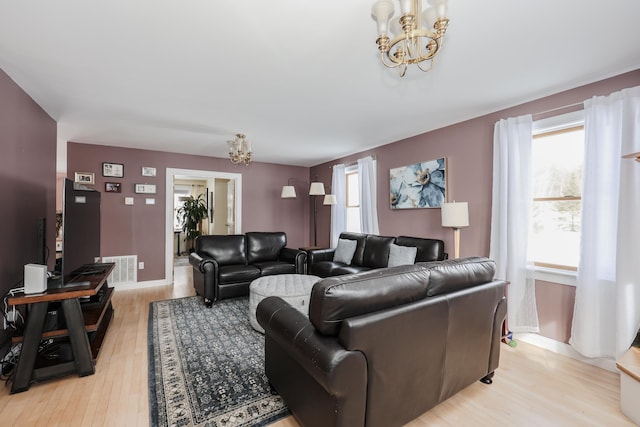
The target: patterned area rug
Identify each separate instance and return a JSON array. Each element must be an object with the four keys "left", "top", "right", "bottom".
[{"left": 148, "top": 296, "right": 290, "bottom": 426}]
